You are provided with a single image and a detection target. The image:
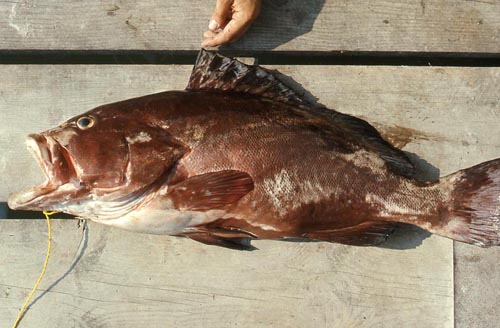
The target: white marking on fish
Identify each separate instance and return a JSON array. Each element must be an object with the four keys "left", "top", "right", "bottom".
[
  {"left": 263, "top": 168, "right": 334, "bottom": 216},
  {"left": 187, "top": 125, "right": 206, "bottom": 141},
  {"left": 55, "top": 129, "right": 78, "bottom": 146},
  {"left": 250, "top": 222, "right": 280, "bottom": 231},
  {"left": 343, "top": 151, "right": 386, "bottom": 173},
  {"left": 301, "top": 180, "right": 325, "bottom": 203},
  {"left": 366, "top": 192, "right": 423, "bottom": 219},
  {"left": 126, "top": 131, "right": 152, "bottom": 144},
  {"left": 262, "top": 169, "right": 293, "bottom": 214}
]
